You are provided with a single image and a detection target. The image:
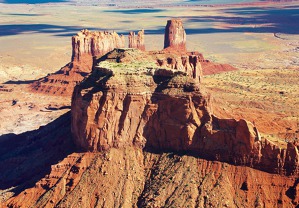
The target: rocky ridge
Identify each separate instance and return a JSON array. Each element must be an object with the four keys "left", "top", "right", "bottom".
[
  {"left": 71, "top": 19, "right": 299, "bottom": 176},
  {"left": 71, "top": 29, "right": 125, "bottom": 65}
]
